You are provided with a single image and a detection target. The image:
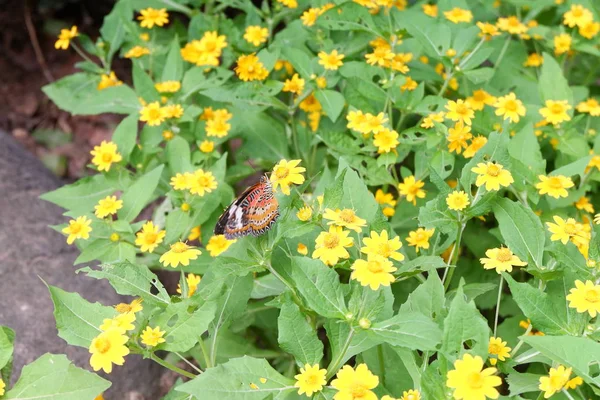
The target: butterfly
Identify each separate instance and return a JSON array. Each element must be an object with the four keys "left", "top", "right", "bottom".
[{"left": 214, "top": 175, "right": 279, "bottom": 239}]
